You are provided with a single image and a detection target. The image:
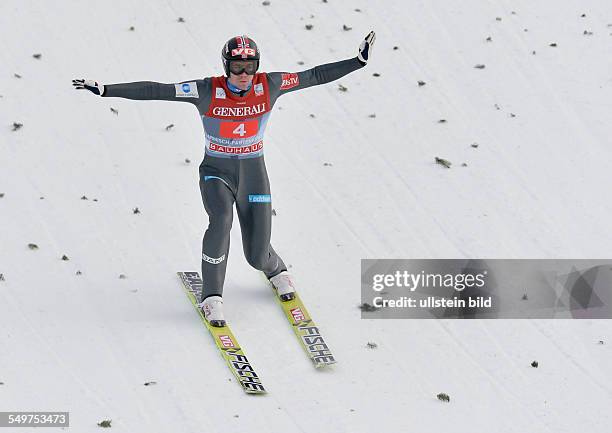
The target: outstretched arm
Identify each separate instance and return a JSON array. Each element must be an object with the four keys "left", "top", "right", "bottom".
[
  {"left": 72, "top": 78, "right": 207, "bottom": 104},
  {"left": 267, "top": 31, "right": 376, "bottom": 100},
  {"left": 267, "top": 57, "right": 363, "bottom": 98}
]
